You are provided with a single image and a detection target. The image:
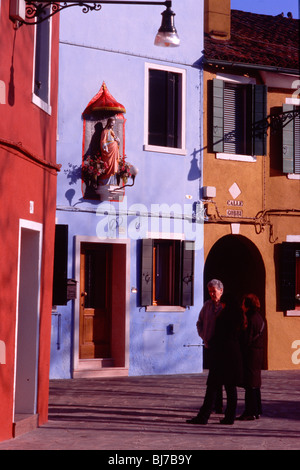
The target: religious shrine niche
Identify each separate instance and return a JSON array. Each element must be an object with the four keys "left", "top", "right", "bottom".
[{"left": 82, "top": 82, "right": 130, "bottom": 201}]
